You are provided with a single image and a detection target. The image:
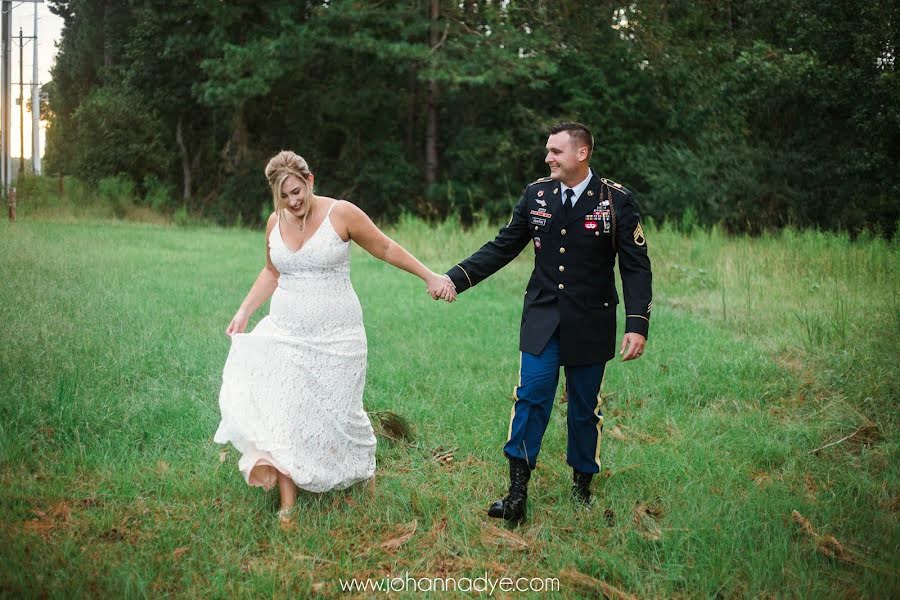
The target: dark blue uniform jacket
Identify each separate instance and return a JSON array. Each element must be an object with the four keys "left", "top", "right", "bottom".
[{"left": 447, "top": 172, "right": 652, "bottom": 366}]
